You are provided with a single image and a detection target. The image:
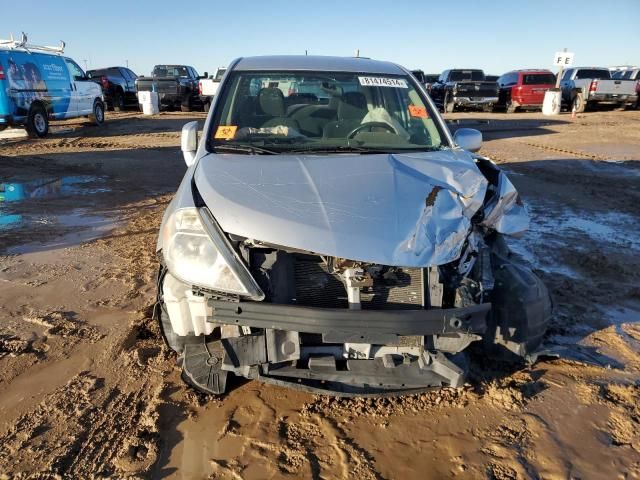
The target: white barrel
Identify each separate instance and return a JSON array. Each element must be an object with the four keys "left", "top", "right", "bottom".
[
  {"left": 139, "top": 91, "right": 159, "bottom": 115},
  {"left": 542, "top": 89, "right": 561, "bottom": 116}
]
